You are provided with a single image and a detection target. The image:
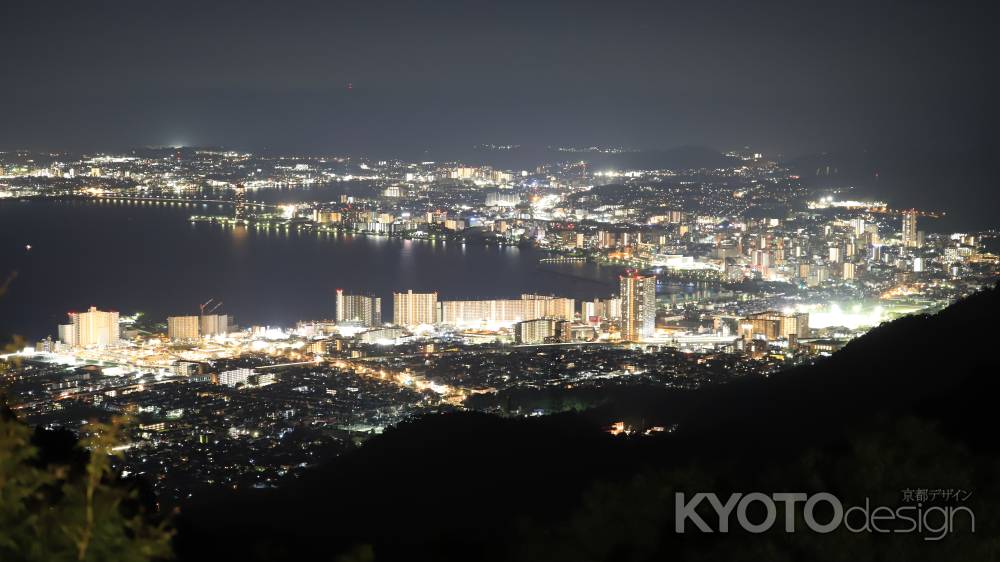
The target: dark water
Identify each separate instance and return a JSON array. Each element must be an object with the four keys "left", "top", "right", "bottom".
[{"left": 0, "top": 199, "right": 619, "bottom": 340}]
